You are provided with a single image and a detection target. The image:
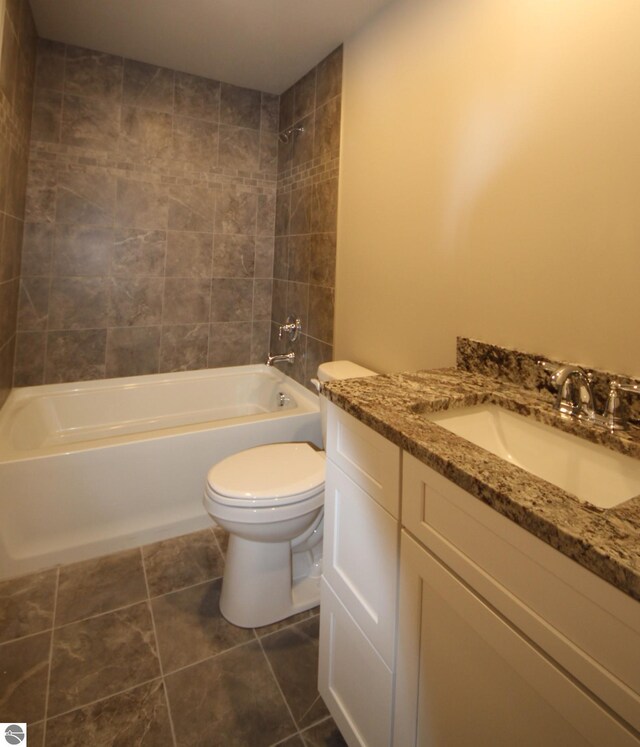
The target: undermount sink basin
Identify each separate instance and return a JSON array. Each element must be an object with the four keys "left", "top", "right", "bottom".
[{"left": 426, "top": 404, "right": 640, "bottom": 509}]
